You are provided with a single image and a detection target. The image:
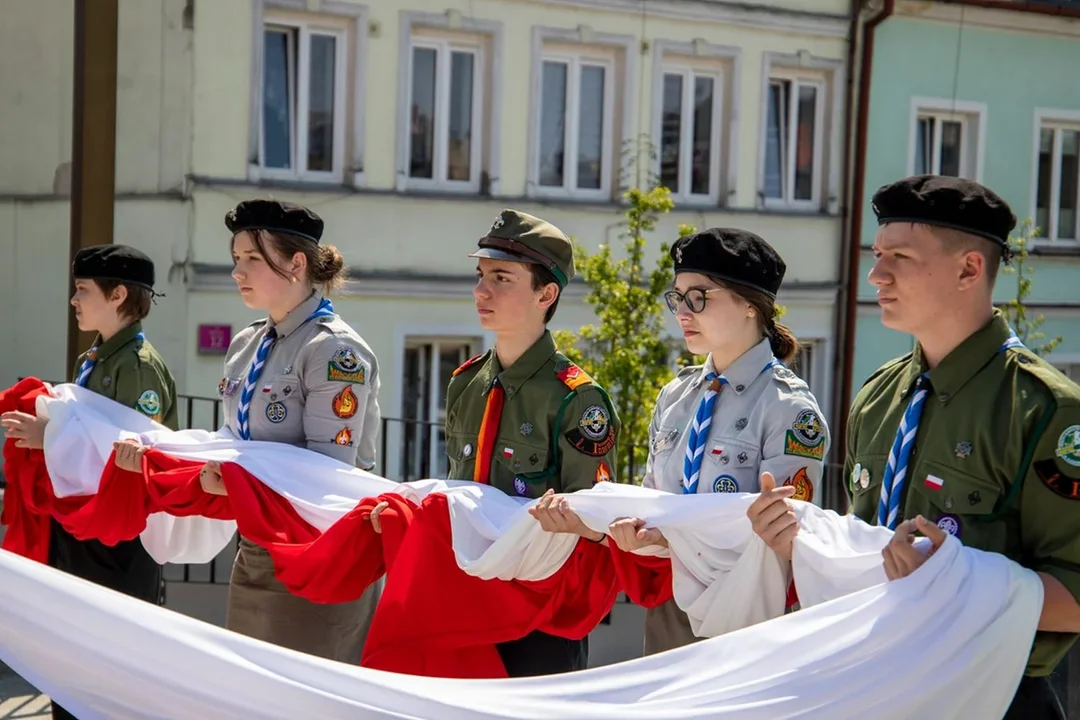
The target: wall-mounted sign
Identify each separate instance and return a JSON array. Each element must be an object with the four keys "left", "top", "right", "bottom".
[{"left": 198, "top": 324, "right": 232, "bottom": 355}]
